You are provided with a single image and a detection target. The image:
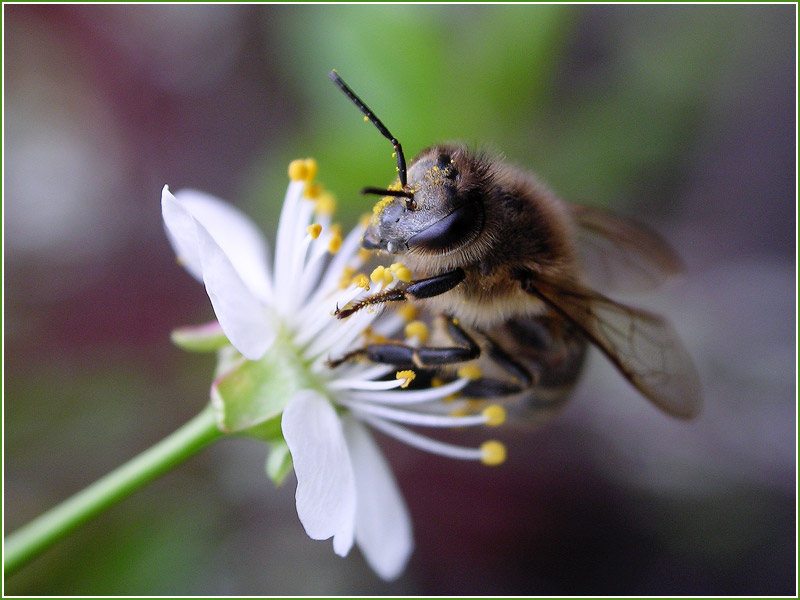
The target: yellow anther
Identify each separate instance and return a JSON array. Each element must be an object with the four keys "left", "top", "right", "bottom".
[
  {"left": 288, "top": 159, "right": 308, "bottom": 181},
  {"left": 457, "top": 364, "right": 483, "bottom": 380},
  {"left": 405, "top": 320, "right": 429, "bottom": 342},
  {"left": 370, "top": 265, "right": 387, "bottom": 283},
  {"left": 307, "top": 224, "right": 322, "bottom": 239},
  {"left": 389, "top": 262, "right": 412, "bottom": 282},
  {"left": 398, "top": 304, "right": 418, "bottom": 322},
  {"left": 396, "top": 370, "right": 416, "bottom": 388},
  {"left": 480, "top": 441, "right": 507, "bottom": 466},
  {"left": 482, "top": 405, "right": 506, "bottom": 427},
  {"left": 315, "top": 192, "right": 336, "bottom": 216},
  {"left": 303, "top": 158, "right": 318, "bottom": 182},
  {"left": 353, "top": 273, "right": 370, "bottom": 289},
  {"left": 431, "top": 376, "right": 444, "bottom": 388},
  {"left": 370, "top": 265, "right": 395, "bottom": 285},
  {"left": 328, "top": 232, "right": 343, "bottom": 254},
  {"left": 304, "top": 182, "right": 323, "bottom": 199},
  {"left": 330, "top": 223, "right": 342, "bottom": 237}
]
